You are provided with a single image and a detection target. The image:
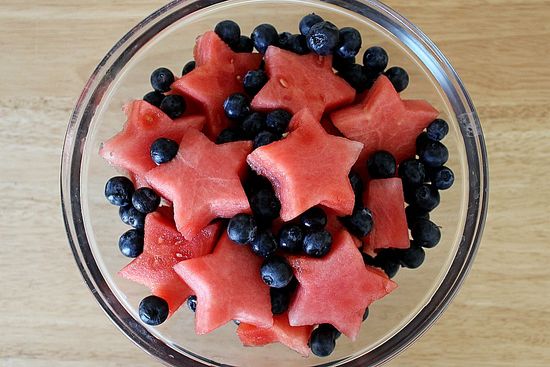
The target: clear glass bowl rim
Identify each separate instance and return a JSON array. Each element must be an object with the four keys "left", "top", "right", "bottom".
[{"left": 60, "top": 0, "right": 489, "bottom": 366}]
